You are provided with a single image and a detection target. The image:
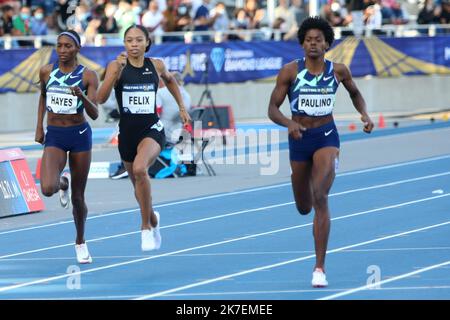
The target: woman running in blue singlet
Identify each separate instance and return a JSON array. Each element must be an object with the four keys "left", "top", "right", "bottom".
[
  {"left": 268, "top": 17, "right": 374, "bottom": 287},
  {"left": 97, "top": 25, "right": 191, "bottom": 252},
  {"left": 35, "top": 30, "right": 99, "bottom": 264}
]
